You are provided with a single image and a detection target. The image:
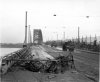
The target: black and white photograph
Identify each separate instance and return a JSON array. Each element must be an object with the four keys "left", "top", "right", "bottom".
[{"left": 0, "top": 0, "right": 100, "bottom": 82}]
